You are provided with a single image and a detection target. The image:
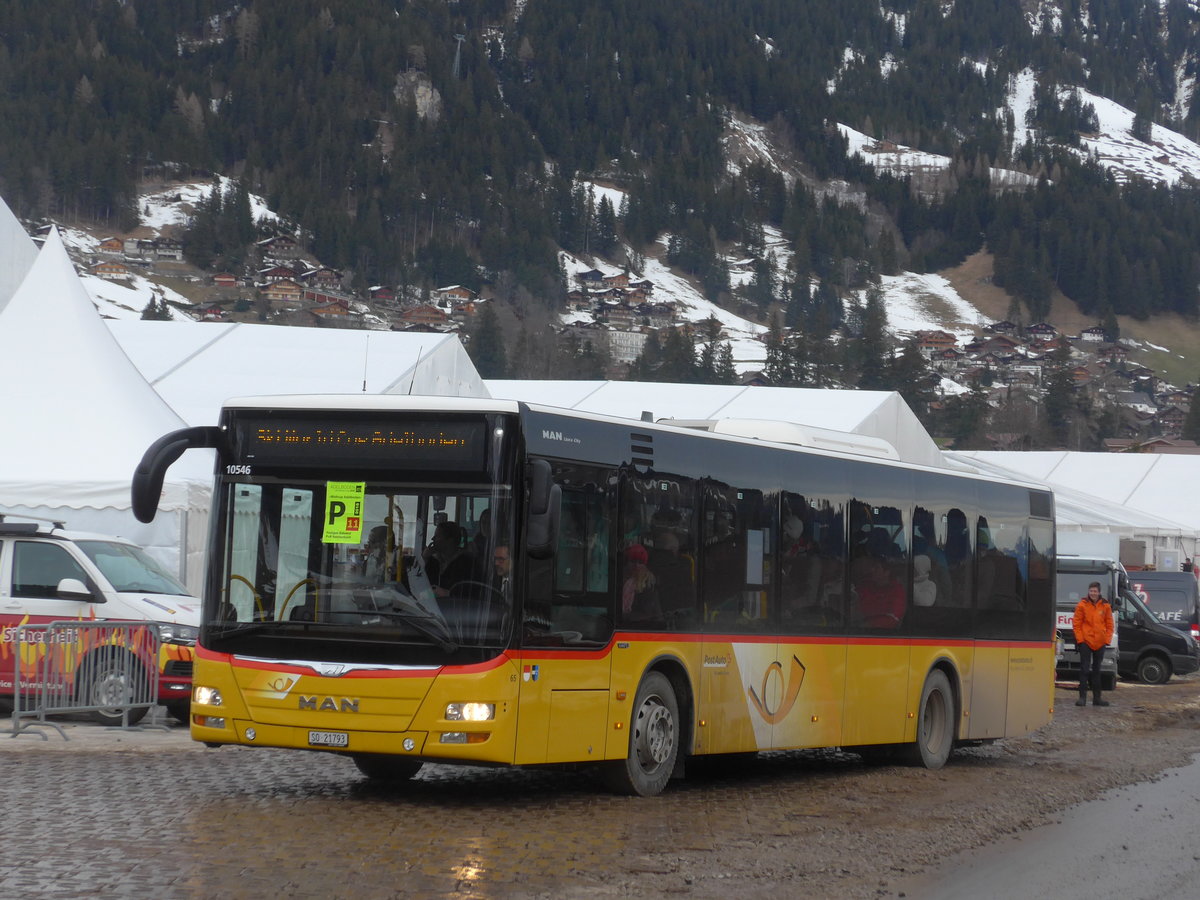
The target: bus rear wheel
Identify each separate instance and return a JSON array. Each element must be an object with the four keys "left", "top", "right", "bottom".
[
  {"left": 602, "top": 672, "right": 679, "bottom": 797},
  {"left": 904, "top": 669, "right": 954, "bottom": 769},
  {"left": 351, "top": 753, "right": 423, "bottom": 783}
]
